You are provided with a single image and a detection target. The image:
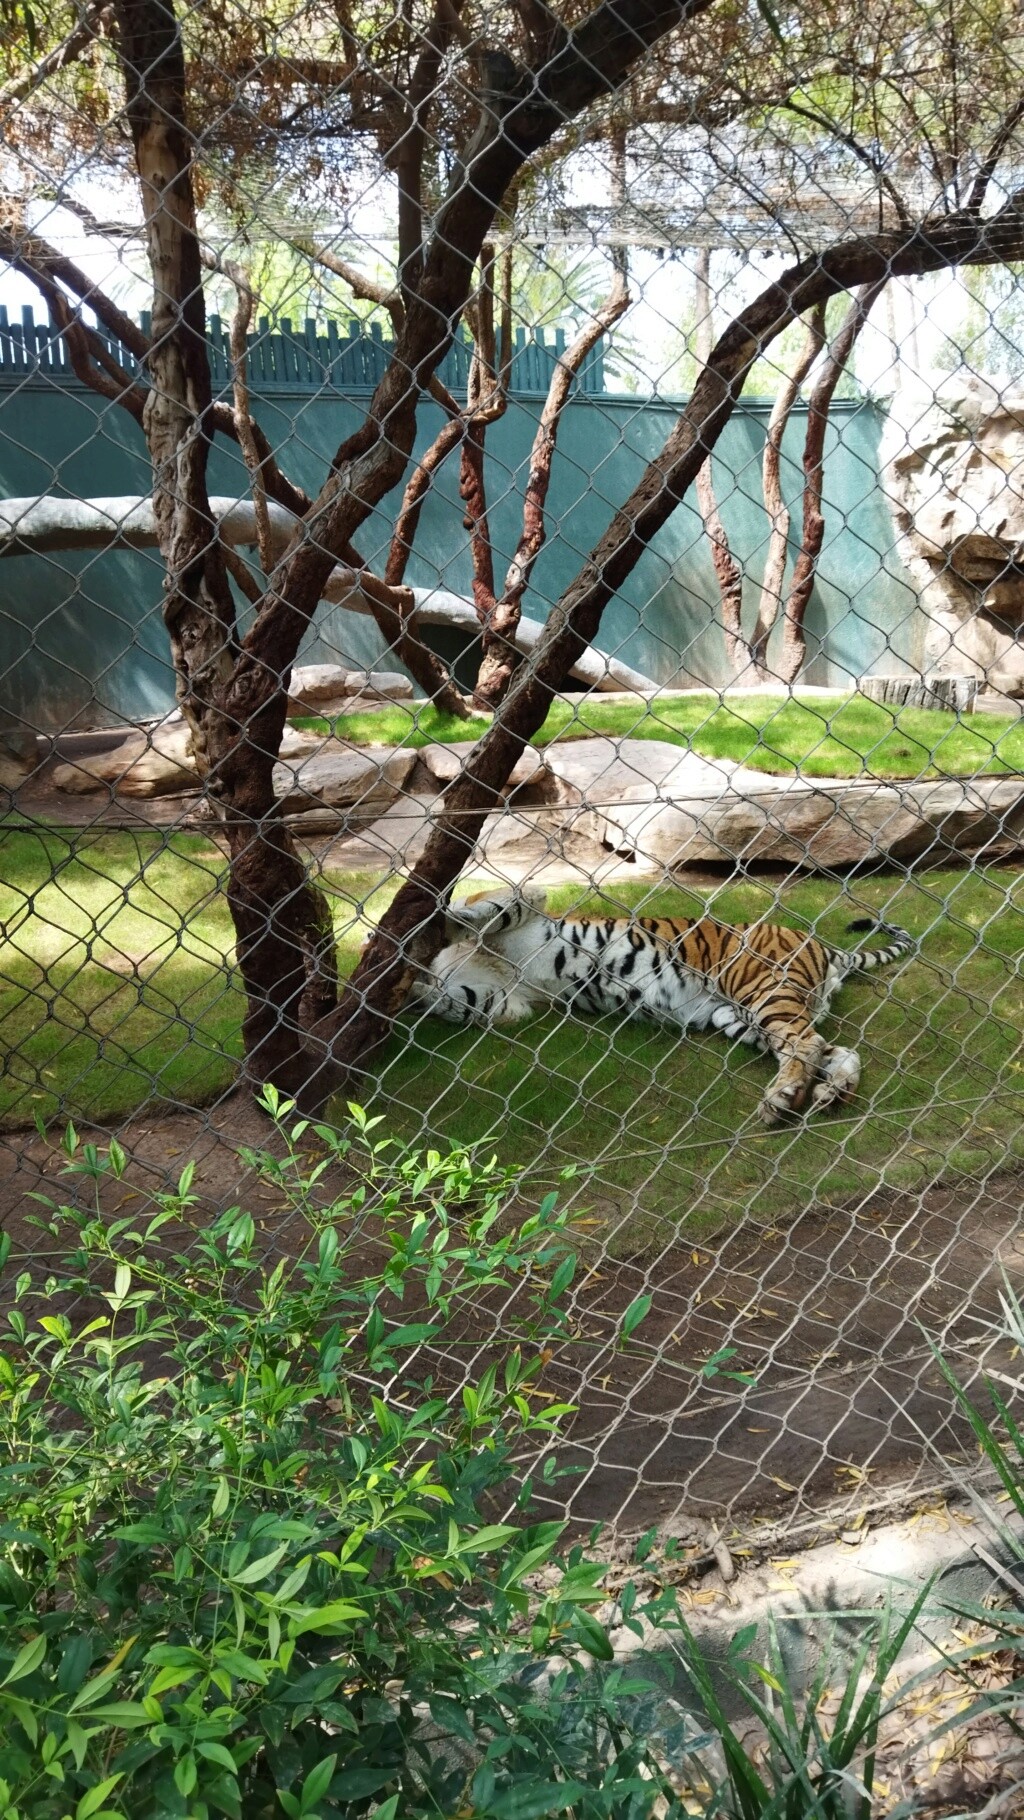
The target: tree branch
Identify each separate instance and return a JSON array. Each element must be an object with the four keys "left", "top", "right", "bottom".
[
  {"left": 385, "top": 417, "right": 468, "bottom": 589},
  {"left": 0, "top": 235, "right": 147, "bottom": 419},
  {"left": 748, "top": 301, "right": 827, "bottom": 679},
  {"left": 0, "top": 1, "right": 112, "bottom": 113},
  {"left": 293, "top": 236, "right": 464, "bottom": 419},
  {"left": 202, "top": 249, "right": 275, "bottom": 575},
  {"left": 782, "top": 97, "right": 912, "bottom": 231},
  {"left": 692, "top": 247, "right": 747, "bottom": 676},
  {"left": 776, "top": 279, "right": 885, "bottom": 683},
  {"left": 968, "top": 98, "right": 1024, "bottom": 214},
  {"left": 0, "top": 222, "right": 149, "bottom": 357},
  {"left": 473, "top": 263, "right": 631, "bottom": 707}
]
